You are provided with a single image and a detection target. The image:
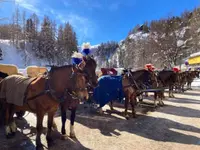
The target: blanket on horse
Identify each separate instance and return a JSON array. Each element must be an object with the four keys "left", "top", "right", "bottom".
[
  {"left": 0, "top": 75, "right": 36, "bottom": 106},
  {"left": 93, "top": 75, "right": 124, "bottom": 108}
]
